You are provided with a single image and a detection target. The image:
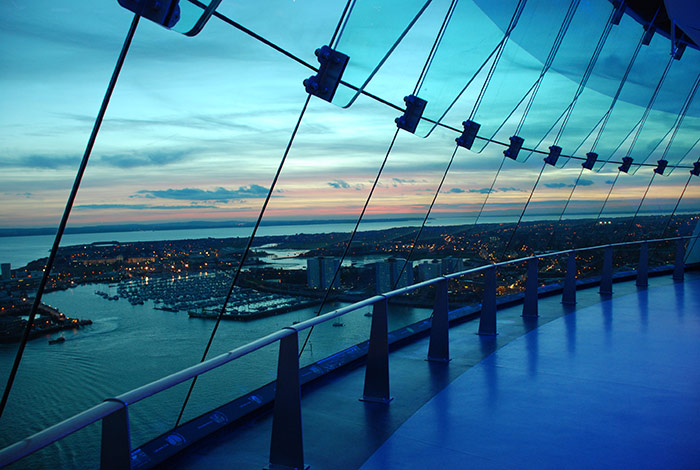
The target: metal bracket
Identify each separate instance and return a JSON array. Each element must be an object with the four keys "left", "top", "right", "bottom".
[
  {"left": 456, "top": 120, "right": 480, "bottom": 150},
  {"left": 117, "top": 0, "right": 181, "bottom": 28},
  {"left": 396, "top": 95, "right": 427, "bottom": 134},
  {"left": 303, "top": 45, "right": 349, "bottom": 102},
  {"left": 544, "top": 145, "right": 562, "bottom": 166},
  {"left": 618, "top": 156, "right": 633, "bottom": 173},
  {"left": 691, "top": 162, "right": 700, "bottom": 176},
  {"left": 582, "top": 152, "right": 598, "bottom": 170},
  {"left": 504, "top": 136, "right": 524, "bottom": 160},
  {"left": 427, "top": 278, "right": 450, "bottom": 362},
  {"left": 653, "top": 159, "right": 668, "bottom": 175}
]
